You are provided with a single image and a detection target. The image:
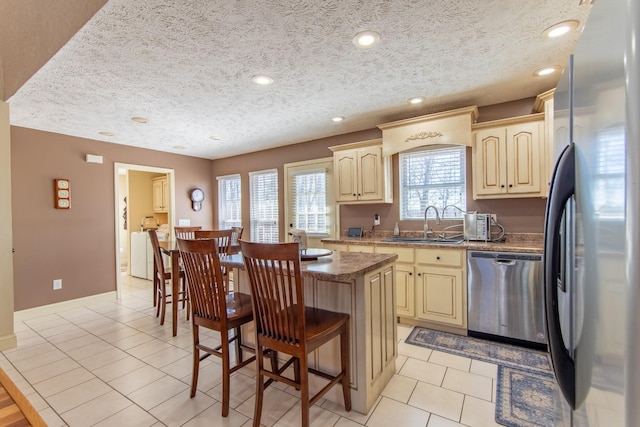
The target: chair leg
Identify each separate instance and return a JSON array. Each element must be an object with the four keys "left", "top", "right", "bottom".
[
  {"left": 190, "top": 325, "right": 200, "bottom": 398},
  {"left": 294, "top": 358, "right": 301, "bottom": 390},
  {"left": 159, "top": 281, "right": 167, "bottom": 325},
  {"left": 235, "top": 327, "right": 242, "bottom": 364},
  {"left": 340, "top": 324, "right": 352, "bottom": 411},
  {"left": 221, "top": 330, "right": 231, "bottom": 417},
  {"left": 253, "top": 345, "right": 265, "bottom": 427},
  {"left": 299, "top": 356, "right": 310, "bottom": 427}
]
